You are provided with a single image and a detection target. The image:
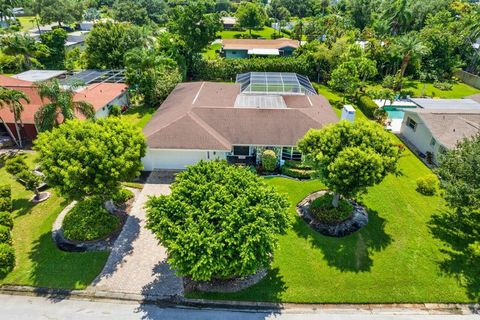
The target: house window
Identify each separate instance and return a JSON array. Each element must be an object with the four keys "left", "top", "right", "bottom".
[
  {"left": 438, "top": 145, "right": 447, "bottom": 154},
  {"left": 282, "top": 147, "right": 302, "bottom": 161},
  {"left": 430, "top": 137, "right": 436, "bottom": 146},
  {"left": 406, "top": 117, "right": 417, "bottom": 131},
  {"left": 233, "top": 146, "right": 250, "bottom": 156}
]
